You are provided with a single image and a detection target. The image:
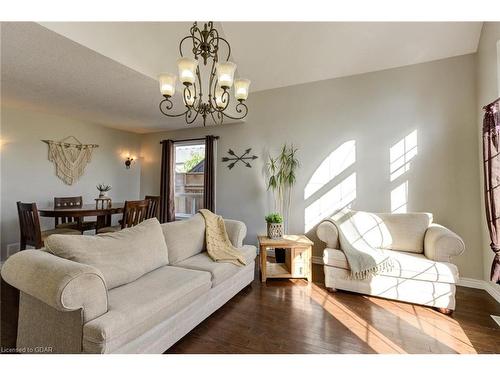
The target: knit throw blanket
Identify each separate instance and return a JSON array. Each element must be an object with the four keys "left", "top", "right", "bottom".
[
  {"left": 326, "top": 209, "right": 394, "bottom": 279},
  {"left": 199, "top": 209, "right": 247, "bottom": 266}
]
